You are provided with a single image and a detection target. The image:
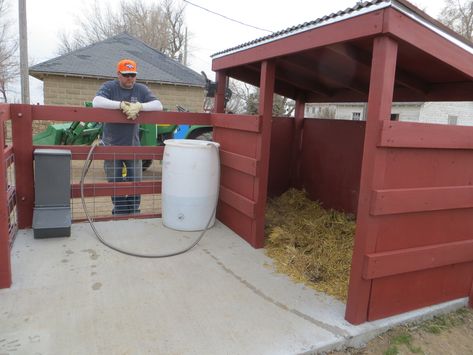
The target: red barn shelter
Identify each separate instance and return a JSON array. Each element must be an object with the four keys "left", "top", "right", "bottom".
[{"left": 210, "top": 0, "right": 473, "bottom": 324}]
